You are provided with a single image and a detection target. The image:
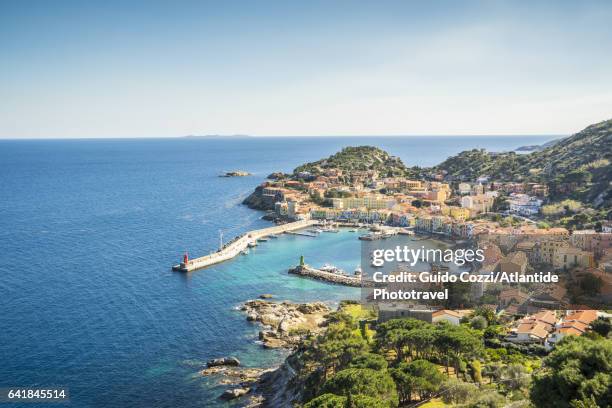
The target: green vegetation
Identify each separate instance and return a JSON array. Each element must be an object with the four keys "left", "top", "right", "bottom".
[
  {"left": 434, "top": 119, "right": 612, "bottom": 222},
  {"left": 530, "top": 336, "right": 612, "bottom": 408},
  {"left": 293, "top": 146, "right": 413, "bottom": 179},
  {"left": 288, "top": 306, "right": 611, "bottom": 408}
]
